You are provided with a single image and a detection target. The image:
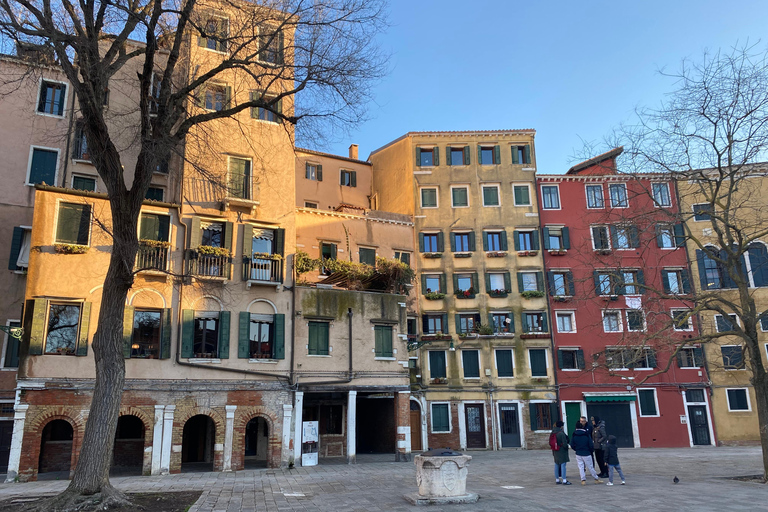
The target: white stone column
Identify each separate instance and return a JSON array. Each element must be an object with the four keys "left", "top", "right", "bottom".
[
  {"left": 293, "top": 391, "right": 304, "bottom": 465},
  {"left": 5, "top": 404, "right": 29, "bottom": 482},
  {"left": 281, "top": 404, "right": 293, "bottom": 466},
  {"left": 160, "top": 405, "right": 175, "bottom": 475},
  {"left": 347, "top": 390, "right": 357, "bottom": 464},
  {"left": 151, "top": 405, "right": 165, "bottom": 475},
  {"left": 222, "top": 405, "right": 237, "bottom": 472}
]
